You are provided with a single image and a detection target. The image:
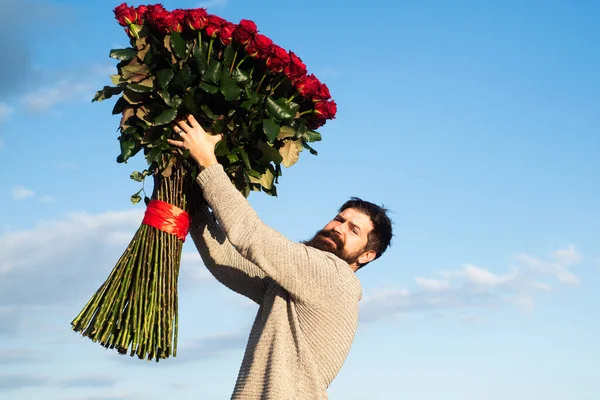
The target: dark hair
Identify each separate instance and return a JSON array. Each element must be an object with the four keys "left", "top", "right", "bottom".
[{"left": 339, "top": 197, "right": 393, "bottom": 267}]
